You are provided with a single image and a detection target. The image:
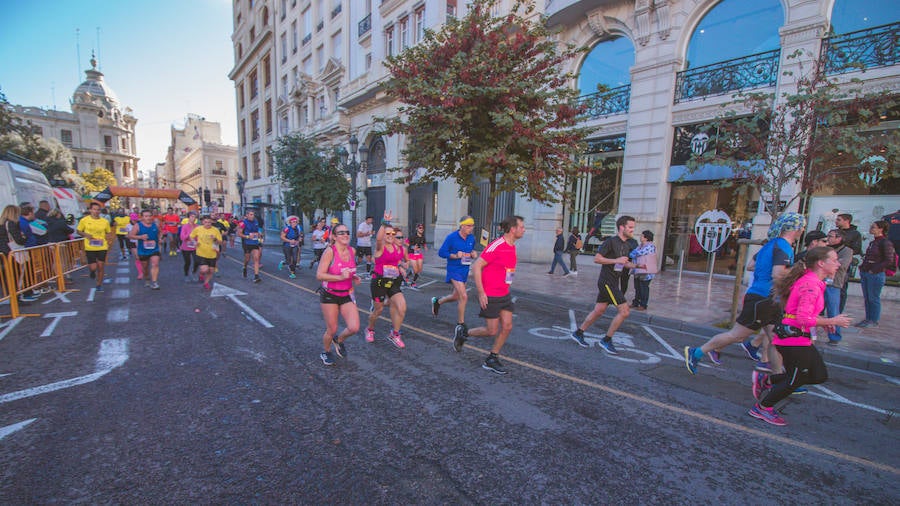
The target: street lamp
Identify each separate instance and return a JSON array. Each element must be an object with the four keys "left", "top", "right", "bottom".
[
  {"left": 235, "top": 173, "right": 246, "bottom": 217},
  {"left": 340, "top": 134, "right": 368, "bottom": 234}
]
